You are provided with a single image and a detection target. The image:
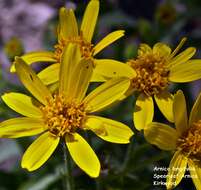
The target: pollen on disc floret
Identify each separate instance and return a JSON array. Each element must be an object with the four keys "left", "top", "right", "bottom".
[
  {"left": 54, "top": 34, "right": 94, "bottom": 62},
  {"left": 40, "top": 94, "right": 86, "bottom": 137},
  {"left": 128, "top": 51, "right": 169, "bottom": 96},
  {"left": 177, "top": 120, "right": 201, "bottom": 161}
]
